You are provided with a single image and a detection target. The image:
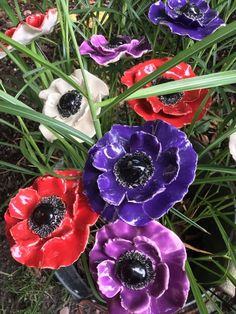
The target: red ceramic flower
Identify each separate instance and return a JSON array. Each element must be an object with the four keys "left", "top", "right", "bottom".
[
  {"left": 0, "top": 8, "right": 57, "bottom": 59},
  {"left": 121, "top": 58, "right": 212, "bottom": 128},
  {"left": 4, "top": 170, "right": 98, "bottom": 269}
]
